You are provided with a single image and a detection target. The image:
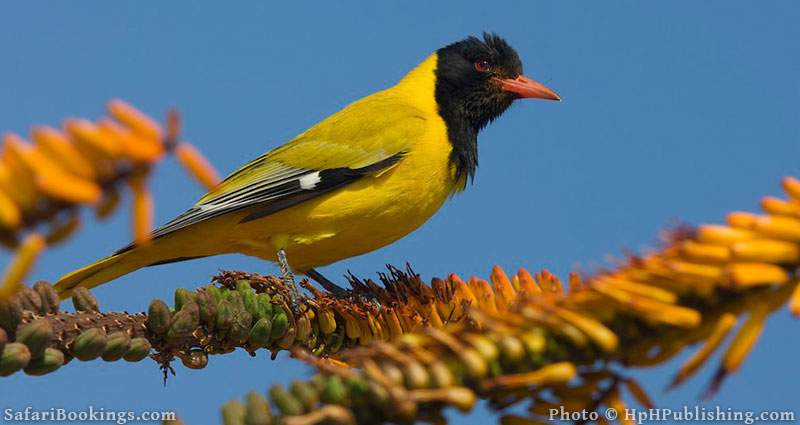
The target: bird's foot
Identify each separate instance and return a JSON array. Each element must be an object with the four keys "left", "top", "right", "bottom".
[{"left": 276, "top": 249, "right": 301, "bottom": 312}]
